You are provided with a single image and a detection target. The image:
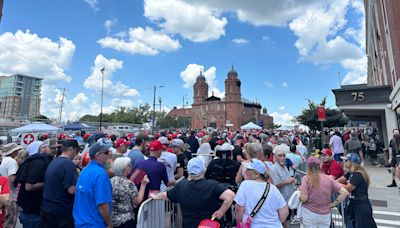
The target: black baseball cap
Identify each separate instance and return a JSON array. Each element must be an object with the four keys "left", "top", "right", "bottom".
[{"left": 60, "top": 140, "right": 80, "bottom": 150}]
